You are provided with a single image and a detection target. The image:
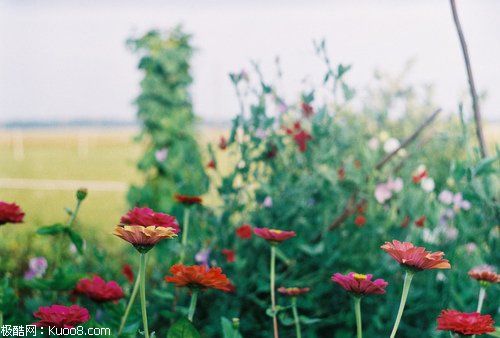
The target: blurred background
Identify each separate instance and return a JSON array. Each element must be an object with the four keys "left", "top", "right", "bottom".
[{"left": 1, "top": 1, "right": 499, "bottom": 336}]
